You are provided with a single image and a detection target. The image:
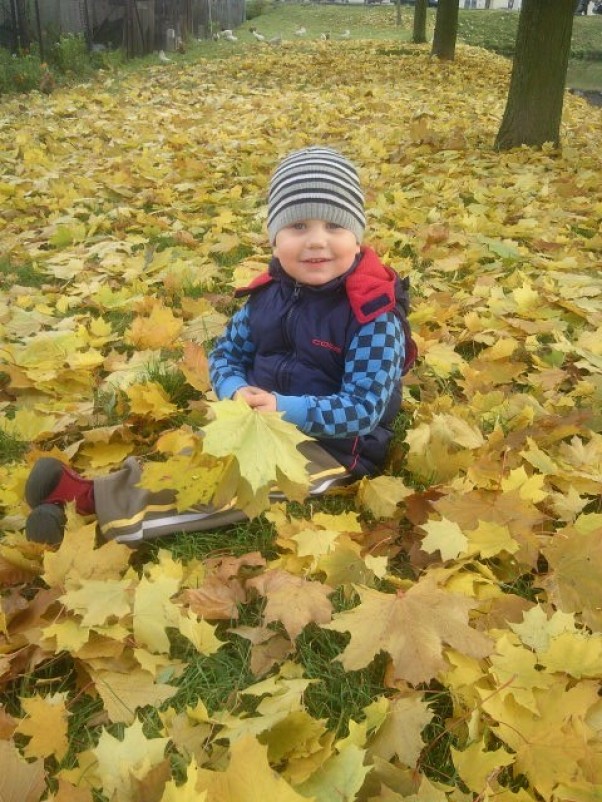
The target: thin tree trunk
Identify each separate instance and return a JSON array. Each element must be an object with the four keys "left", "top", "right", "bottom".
[
  {"left": 495, "top": 0, "right": 575, "bottom": 150},
  {"left": 15, "top": 0, "right": 30, "bottom": 50},
  {"left": 431, "top": 0, "right": 459, "bottom": 60},
  {"left": 413, "top": 0, "right": 427, "bottom": 44}
]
